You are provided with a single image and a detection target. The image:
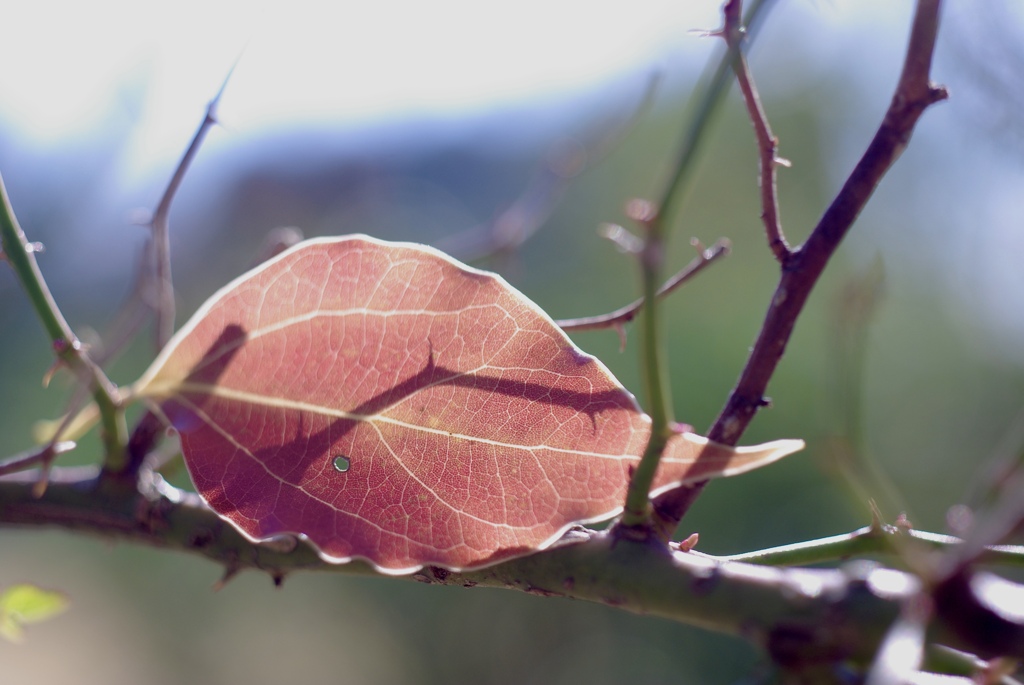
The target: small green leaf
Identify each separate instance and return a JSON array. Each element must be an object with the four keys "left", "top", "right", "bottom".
[{"left": 0, "top": 584, "right": 69, "bottom": 643}]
